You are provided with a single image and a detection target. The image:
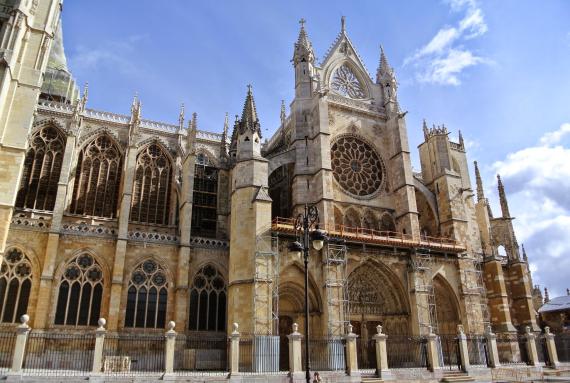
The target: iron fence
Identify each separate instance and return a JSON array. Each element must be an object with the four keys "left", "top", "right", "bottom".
[
  {"left": 238, "top": 335, "right": 280, "bottom": 373},
  {"left": 173, "top": 333, "right": 228, "bottom": 374},
  {"left": 536, "top": 335, "right": 549, "bottom": 366},
  {"left": 301, "top": 337, "right": 346, "bottom": 372},
  {"left": 466, "top": 336, "right": 488, "bottom": 366},
  {"left": 22, "top": 331, "right": 95, "bottom": 375},
  {"left": 385, "top": 335, "right": 427, "bottom": 369},
  {"left": 496, "top": 333, "right": 527, "bottom": 365},
  {"left": 0, "top": 331, "right": 16, "bottom": 372},
  {"left": 439, "top": 335, "right": 461, "bottom": 370},
  {"left": 102, "top": 332, "right": 164, "bottom": 375},
  {"left": 356, "top": 338, "right": 376, "bottom": 371},
  {"left": 555, "top": 333, "right": 570, "bottom": 362}
]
